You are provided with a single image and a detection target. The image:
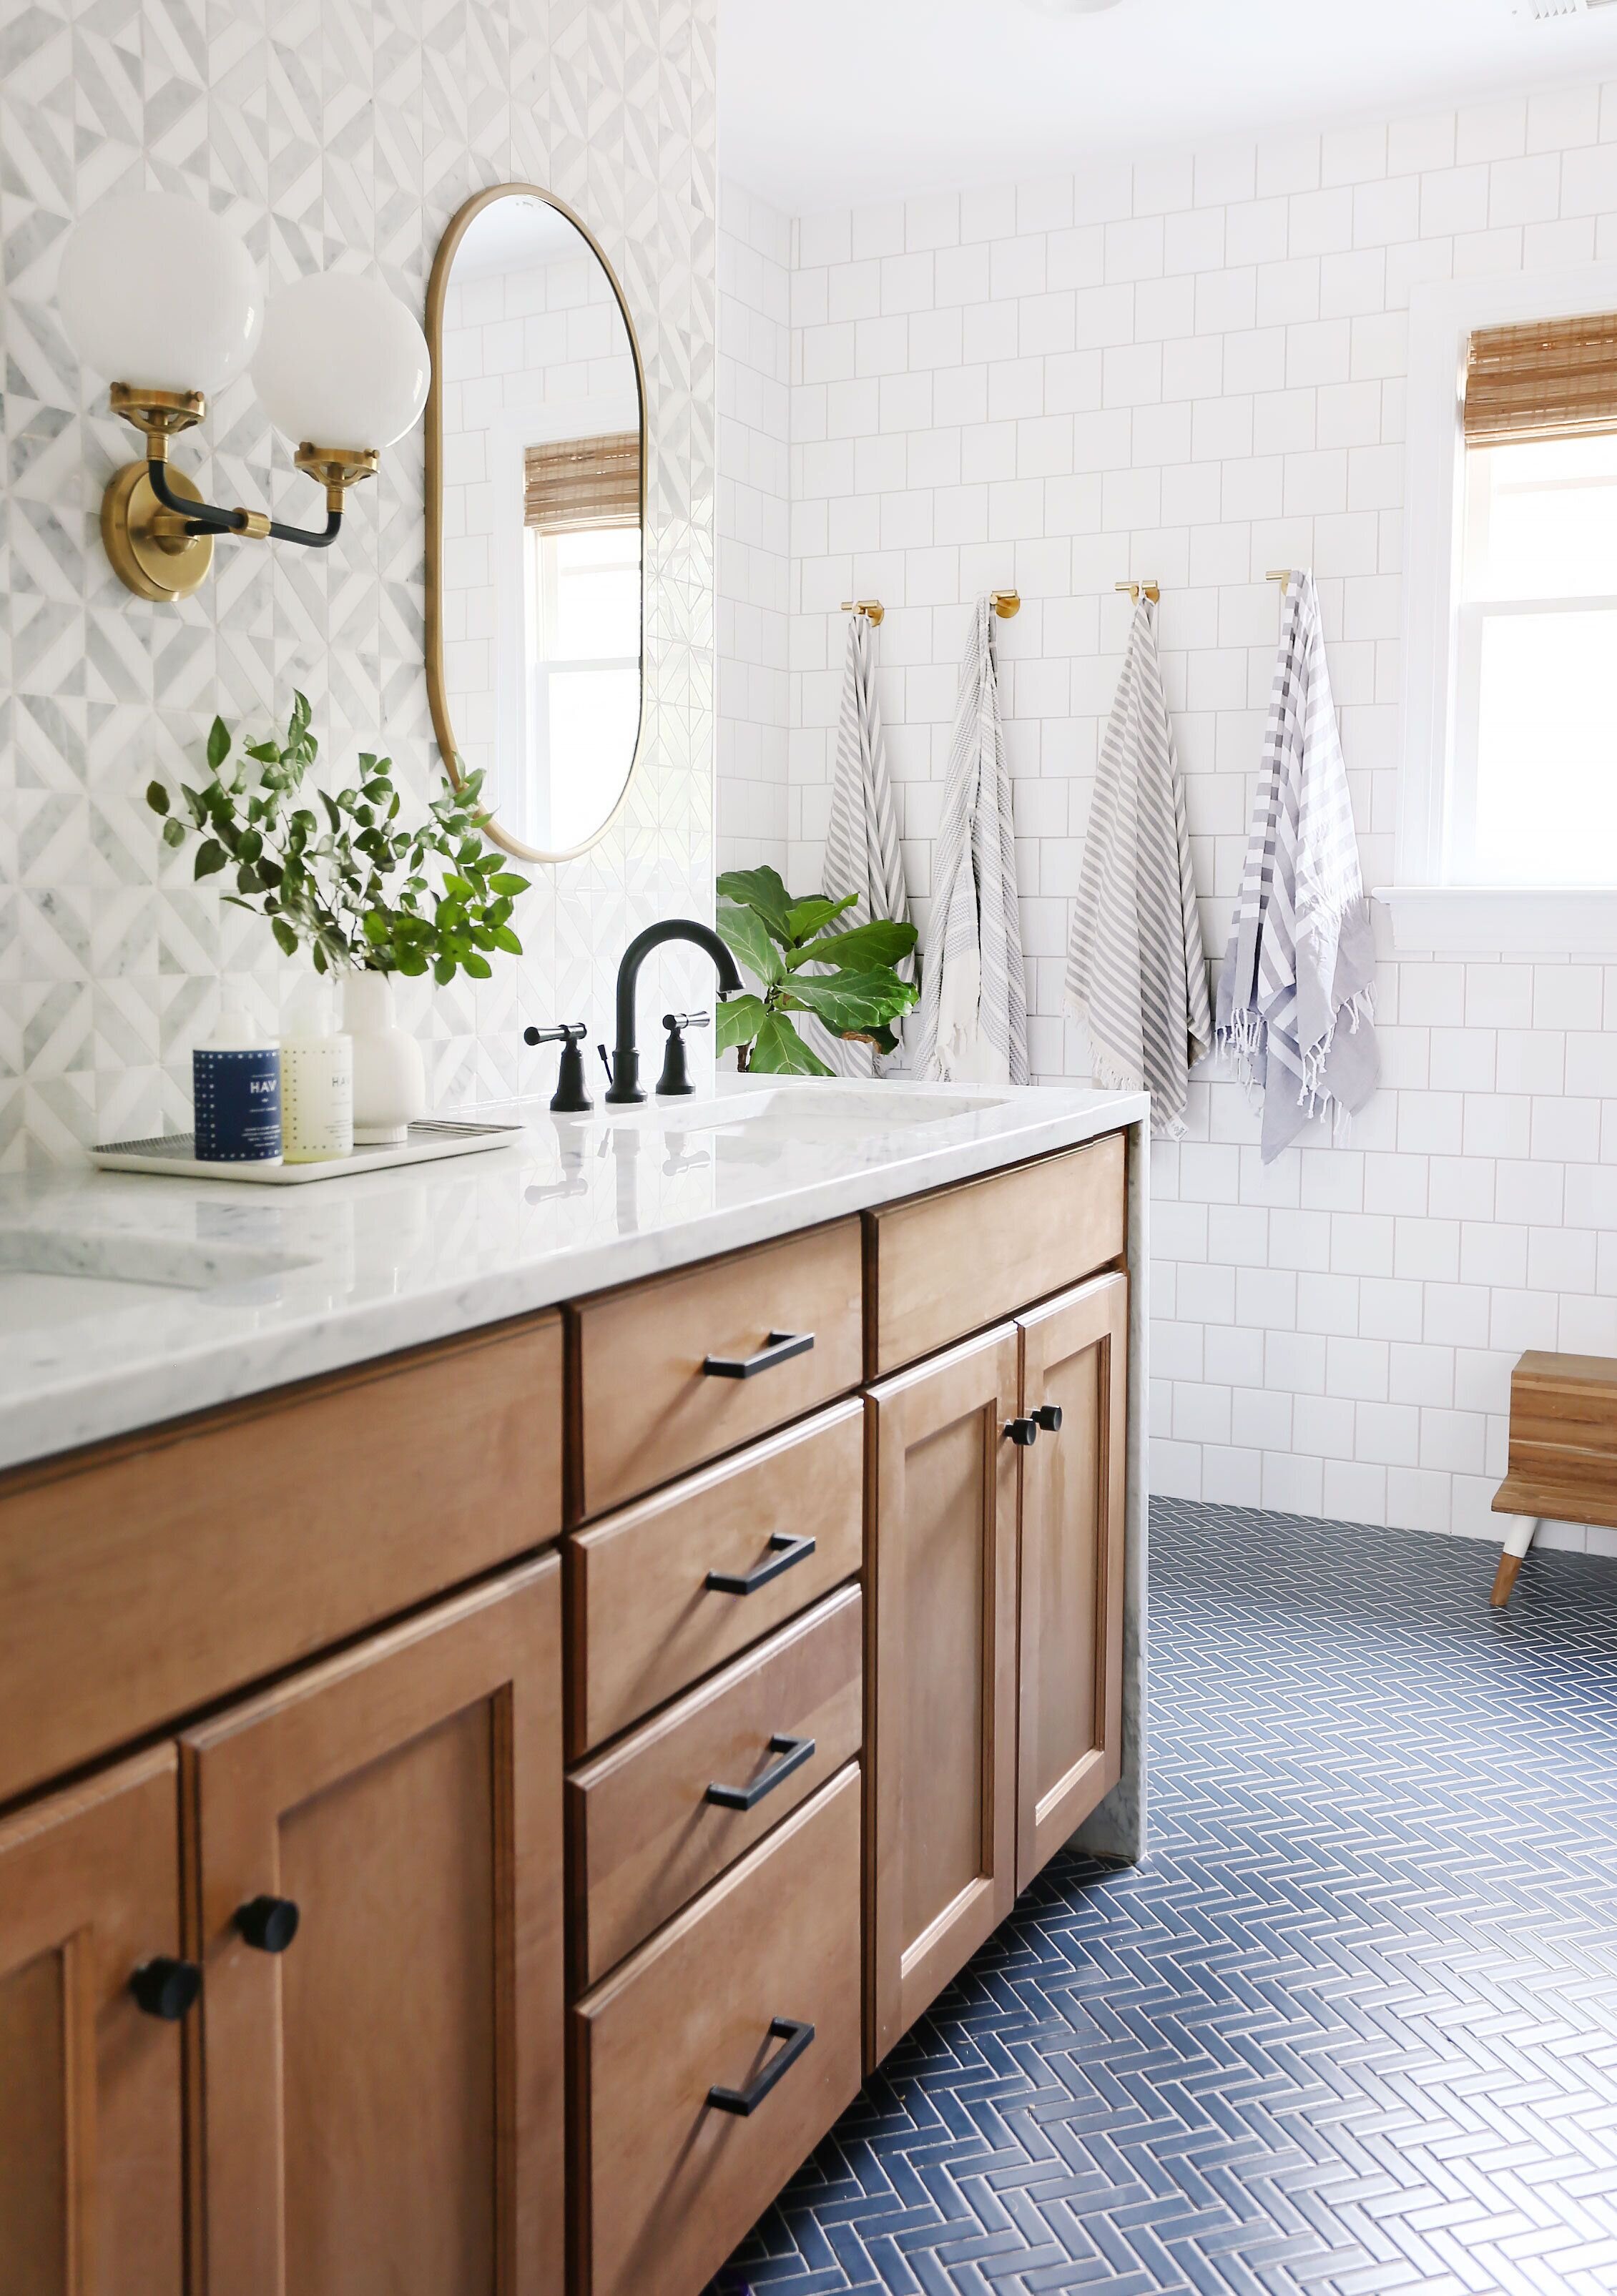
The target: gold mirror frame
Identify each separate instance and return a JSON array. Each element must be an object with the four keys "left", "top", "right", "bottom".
[{"left": 424, "top": 183, "right": 649, "bottom": 864}]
